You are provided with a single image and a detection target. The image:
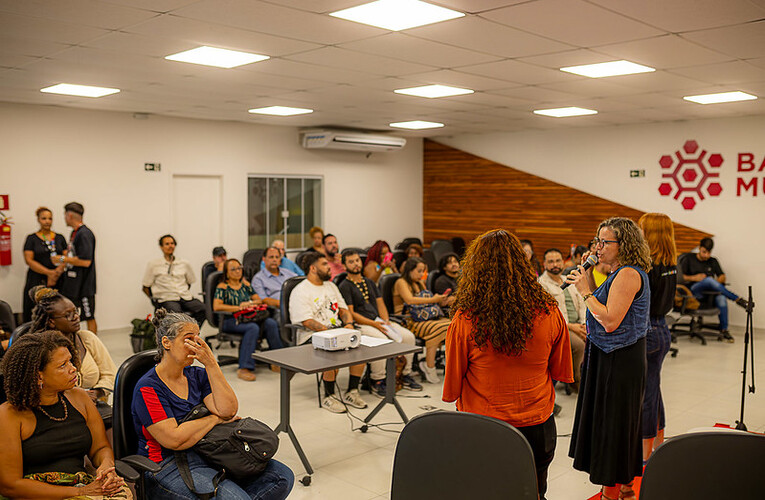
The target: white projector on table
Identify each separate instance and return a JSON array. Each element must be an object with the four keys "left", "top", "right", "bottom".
[{"left": 311, "top": 329, "right": 361, "bottom": 351}]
